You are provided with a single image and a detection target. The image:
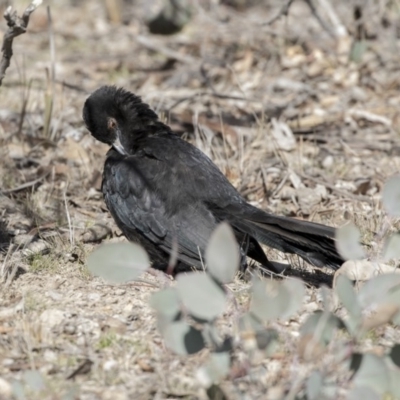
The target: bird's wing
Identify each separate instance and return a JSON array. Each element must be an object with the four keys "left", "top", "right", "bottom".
[
  {"left": 103, "top": 153, "right": 218, "bottom": 266},
  {"left": 138, "top": 133, "right": 245, "bottom": 207}
]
